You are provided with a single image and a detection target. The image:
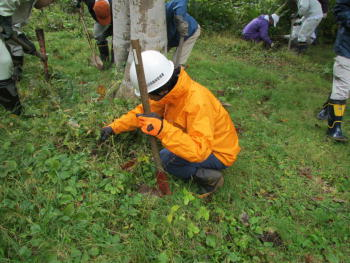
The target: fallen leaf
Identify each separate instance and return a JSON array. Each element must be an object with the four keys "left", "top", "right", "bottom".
[
  {"left": 298, "top": 167, "right": 313, "bottom": 179},
  {"left": 311, "top": 196, "right": 324, "bottom": 202},
  {"left": 97, "top": 85, "right": 106, "bottom": 101},
  {"left": 121, "top": 158, "right": 137, "bottom": 171}
]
